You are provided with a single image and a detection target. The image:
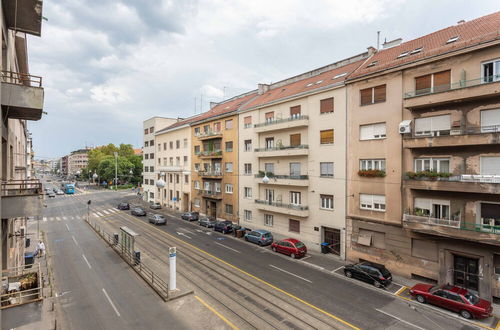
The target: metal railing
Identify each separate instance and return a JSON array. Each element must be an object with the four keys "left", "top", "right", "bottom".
[
  {"left": 1, "top": 71, "right": 43, "bottom": 88},
  {"left": 404, "top": 75, "right": 499, "bottom": 98},
  {"left": 254, "top": 199, "right": 309, "bottom": 211},
  {"left": 254, "top": 144, "right": 309, "bottom": 152},
  {"left": 403, "top": 214, "right": 461, "bottom": 228},
  {"left": 1, "top": 264, "right": 42, "bottom": 309},
  {"left": 198, "top": 171, "right": 223, "bottom": 177},
  {"left": 461, "top": 222, "right": 500, "bottom": 235},
  {"left": 199, "top": 150, "right": 222, "bottom": 157},
  {"left": 408, "top": 125, "right": 500, "bottom": 139},
  {"left": 254, "top": 115, "right": 309, "bottom": 128},
  {"left": 1, "top": 179, "right": 42, "bottom": 196},
  {"left": 195, "top": 131, "right": 223, "bottom": 139},
  {"left": 254, "top": 173, "right": 308, "bottom": 180},
  {"left": 201, "top": 191, "right": 222, "bottom": 198},
  {"left": 85, "top": 219, "right": 169, "bottom": 300},
  {"left": 406, "top": 174, "right": 500, "bottom": 183}
]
